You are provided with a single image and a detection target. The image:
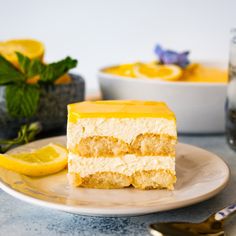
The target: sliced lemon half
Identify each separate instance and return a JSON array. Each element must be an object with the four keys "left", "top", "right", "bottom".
[
  {"left": 0, "top": 143, "right": 67, "bottom": 177},
  {"left": 134, "top": 63, "right": 182, "bottom": 81},
  {"left": 0, "top": 39, "right": 44, "bottom": 65}
]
